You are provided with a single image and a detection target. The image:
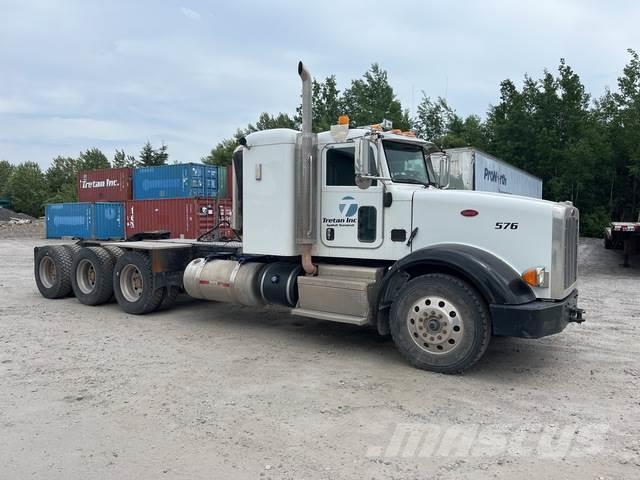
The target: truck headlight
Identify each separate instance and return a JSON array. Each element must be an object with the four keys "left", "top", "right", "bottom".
[{"left": 522, "top": 267, "right": 548, "bottom": 288}]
